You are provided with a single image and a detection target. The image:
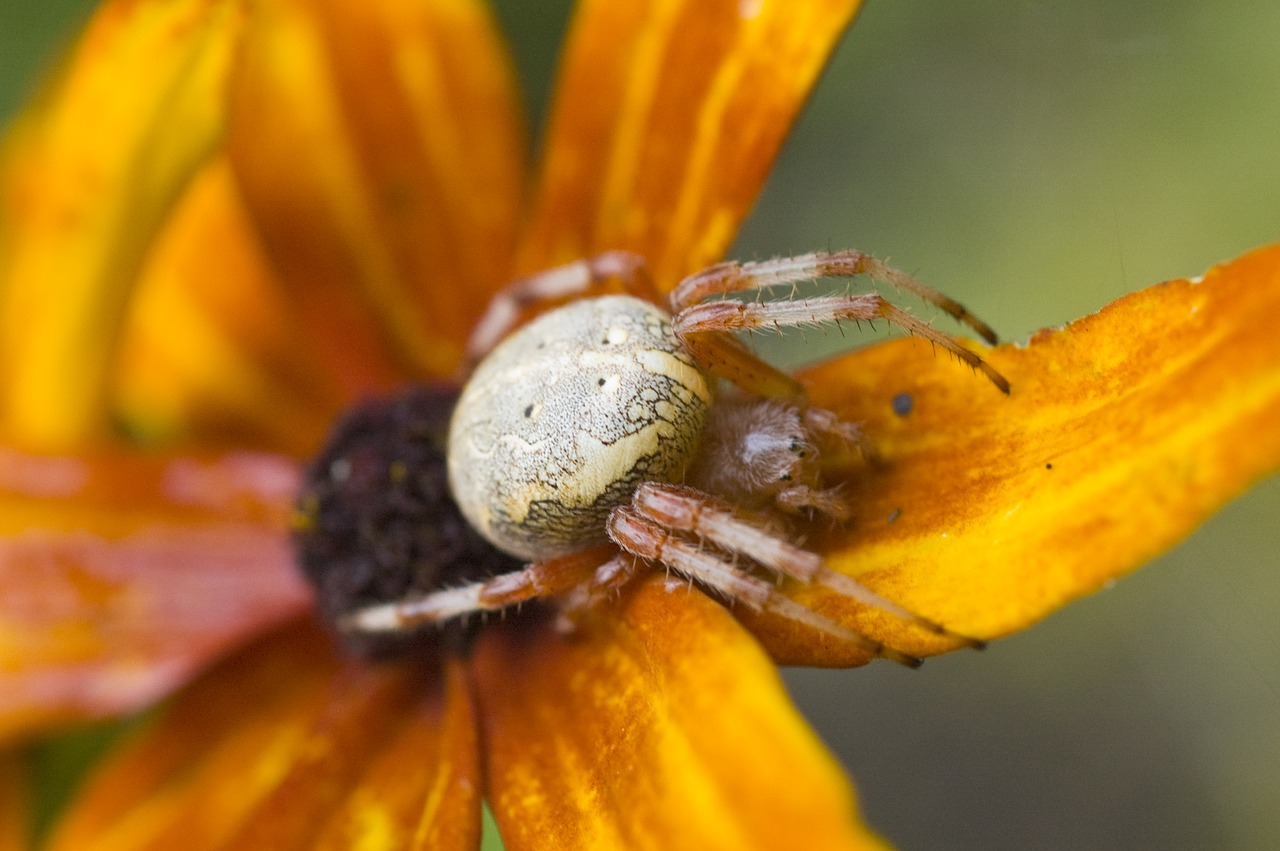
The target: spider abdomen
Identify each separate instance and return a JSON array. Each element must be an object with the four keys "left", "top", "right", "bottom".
[{"left": 448, "top": 295, "right": 712, "bottom": 561}]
